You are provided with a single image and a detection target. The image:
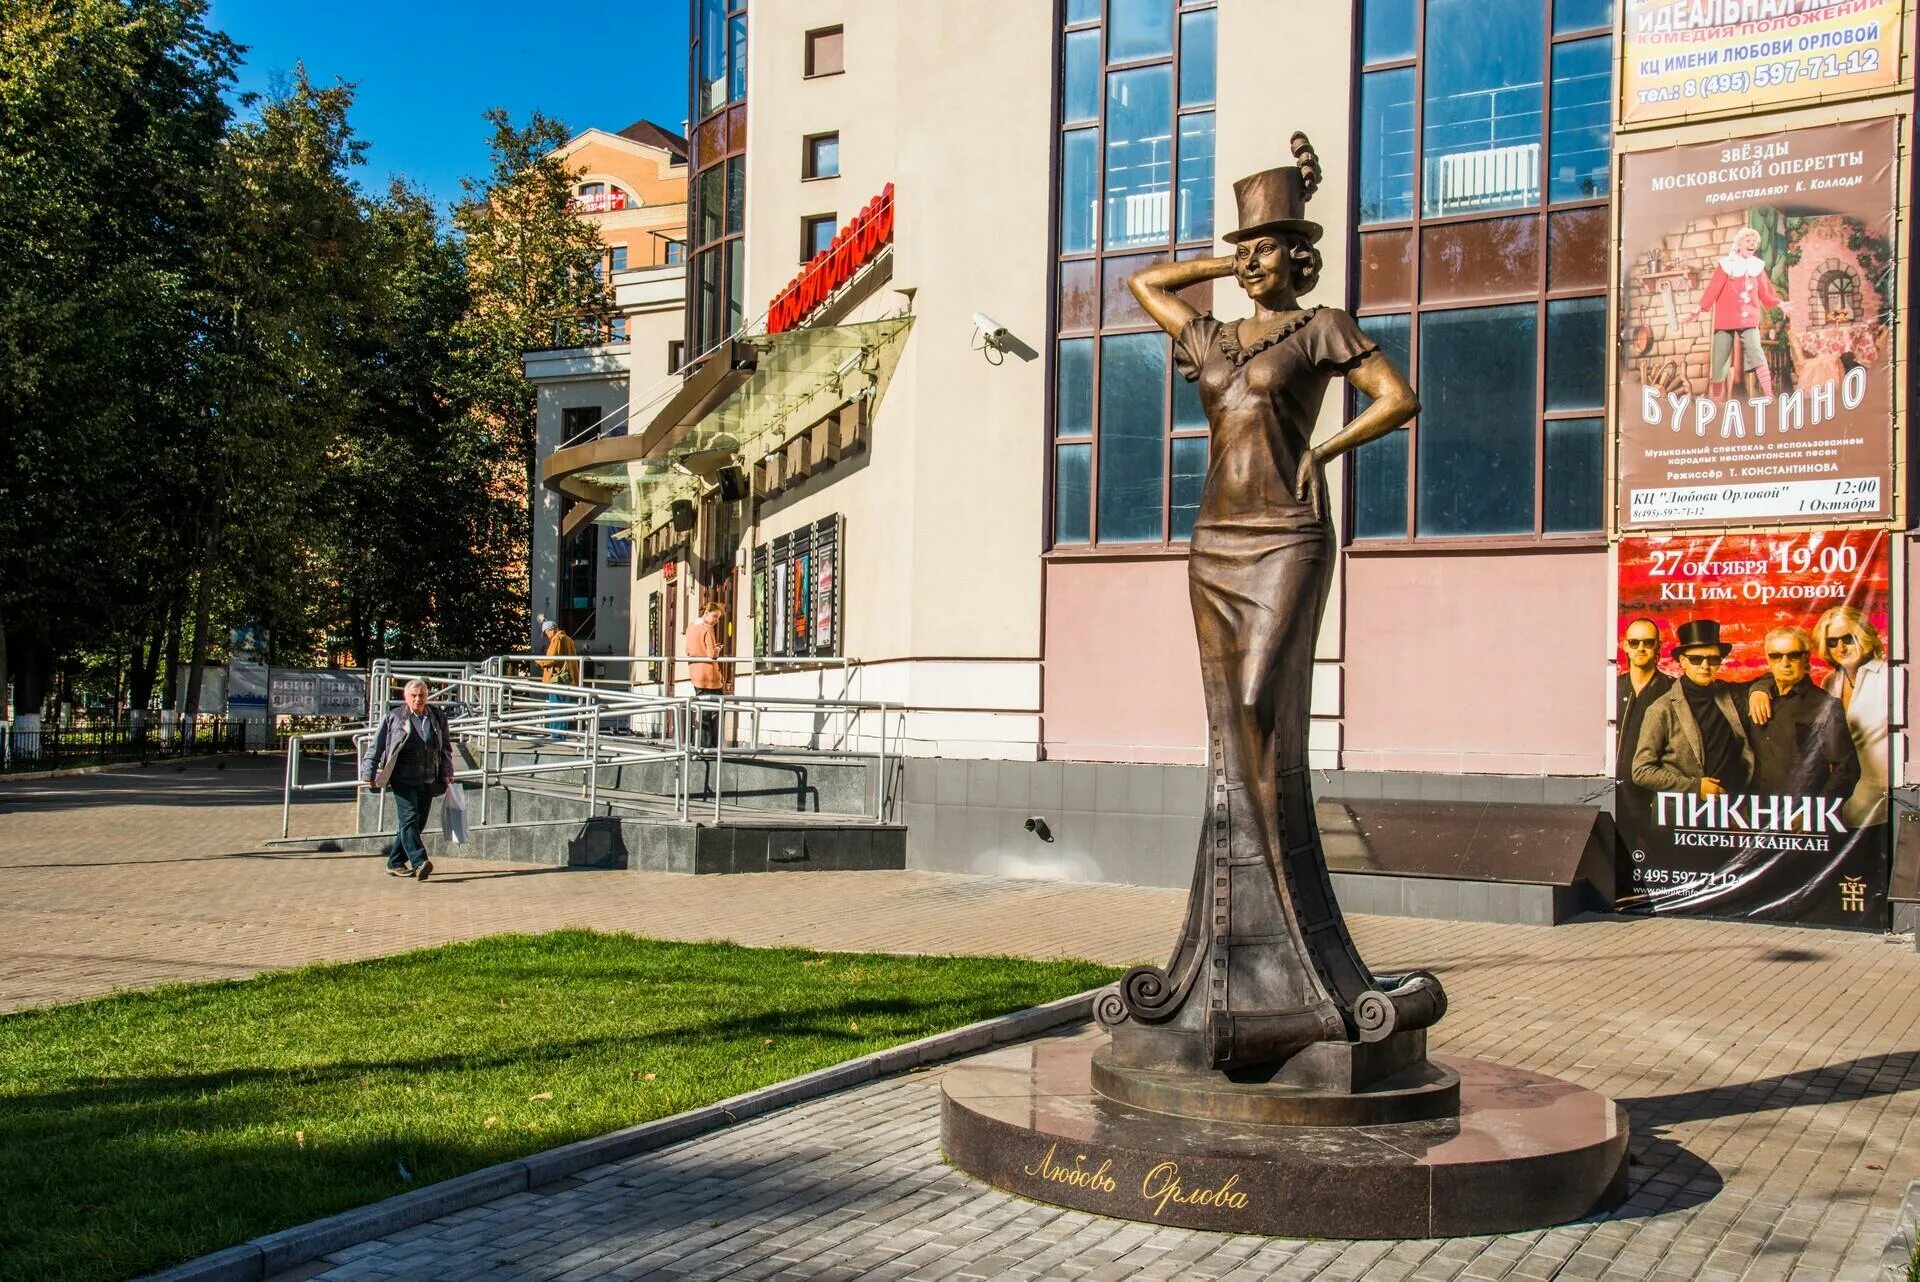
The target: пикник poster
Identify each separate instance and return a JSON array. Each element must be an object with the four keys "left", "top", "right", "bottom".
[
  {"left": 1617, "top": 118, "right": 1897, "bottom": 529},
  {"left": 1614, "top": 529, "right": 1891, "bottom": 926}
]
